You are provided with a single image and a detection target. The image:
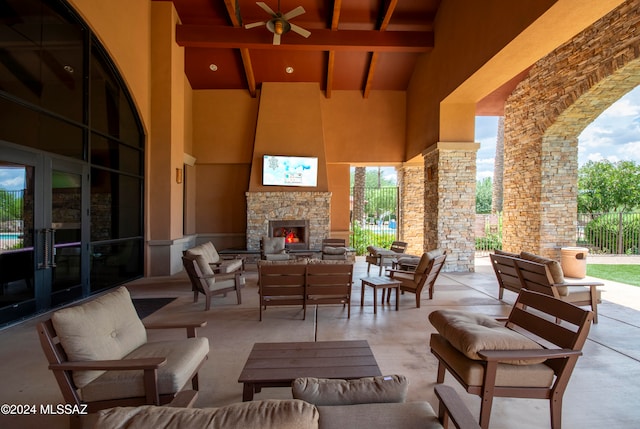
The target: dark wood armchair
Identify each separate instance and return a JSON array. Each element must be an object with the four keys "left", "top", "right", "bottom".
[
  {"left": 321, "top": 238, "right": 348, "bottom": 260},
  {"left": 182, "top": 253, "right": 243, "bottom": 310},
  {"left": 36, "top": 287, "right": 208, "bottom": 428},
  {"left": 387, "top": 251, "right": 446, "bottom": 306},
  {"left": 429, "top": 289, "right": 594, "bottom": 429}
]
